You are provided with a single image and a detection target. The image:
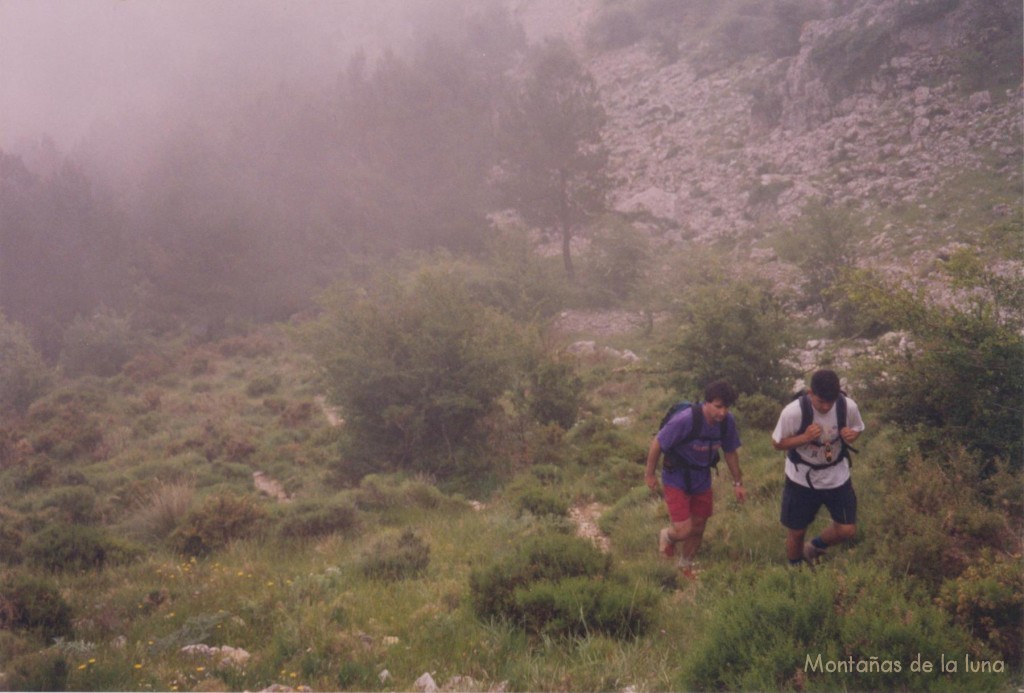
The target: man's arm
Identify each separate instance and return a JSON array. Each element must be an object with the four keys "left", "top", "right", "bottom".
[
  {"left": 772, "top": 424, "right": 822, "bottom": 451},
  {"left": 644, "top": 437, "right": 662, "bottom": 491},
  {"left": 724, "top": 450, "right": 746, "bottom": 503}
]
